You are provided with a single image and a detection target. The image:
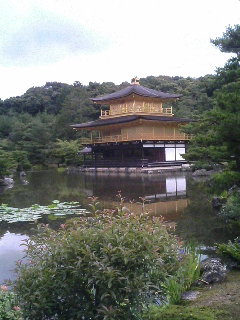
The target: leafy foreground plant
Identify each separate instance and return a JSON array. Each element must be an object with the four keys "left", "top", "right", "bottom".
[
  {"left": 15, "top": 209, "right": 181, "bottom": 320},
  {"left": 0, "top": 285, "right": 22, "bottom": 320},
  {"left": 0, "top": 200, "right": 88, "bottom": 223}
]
